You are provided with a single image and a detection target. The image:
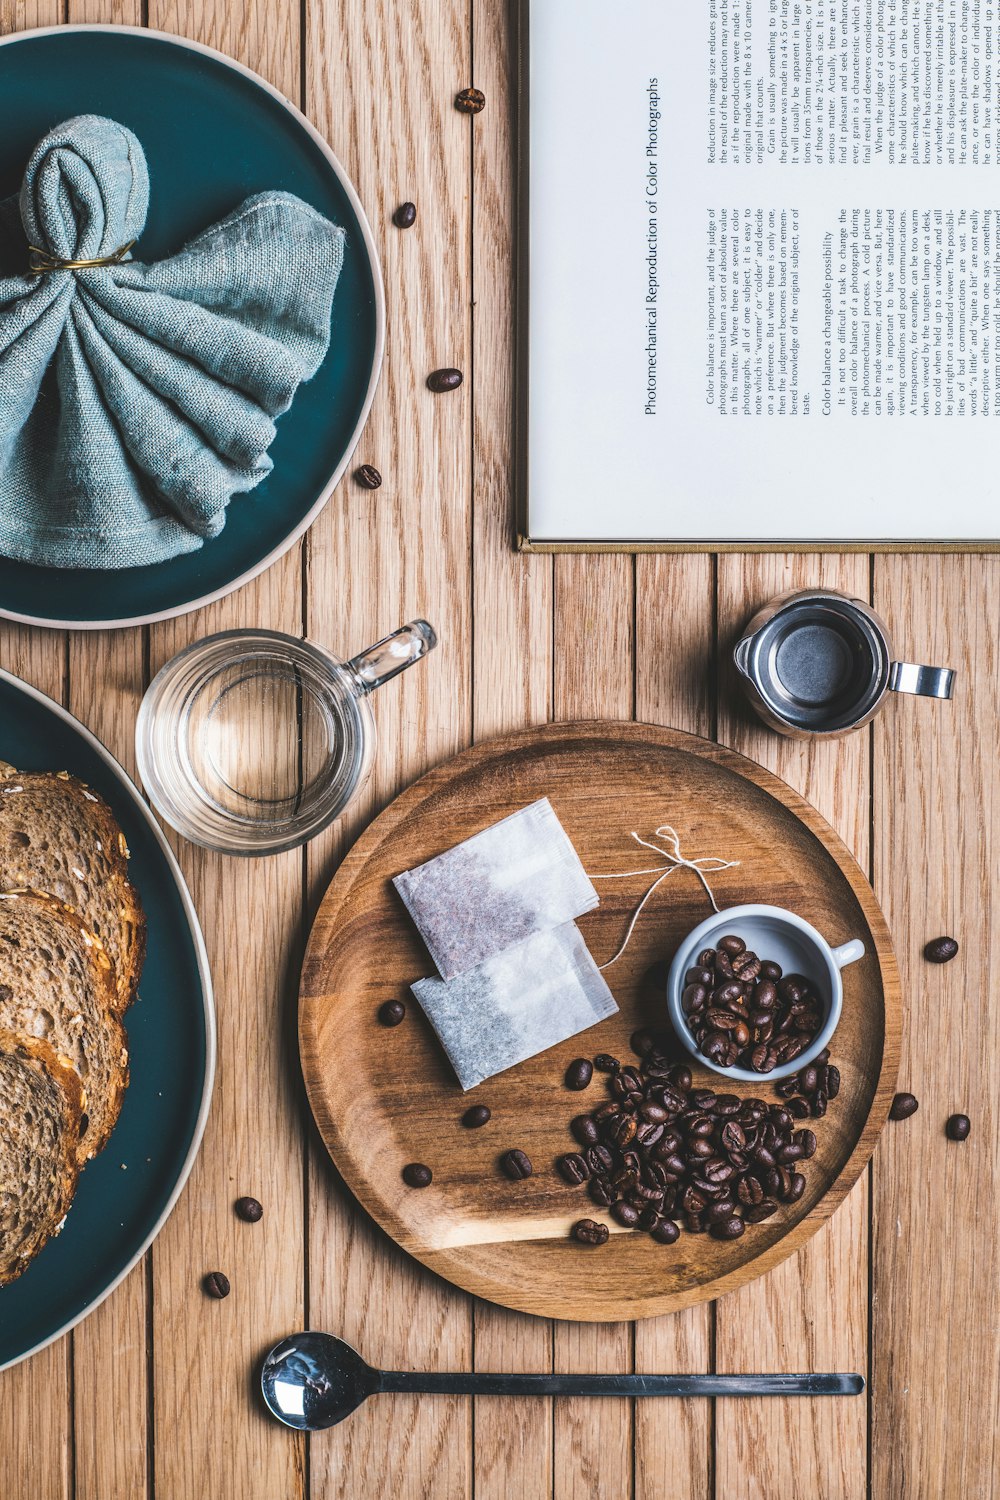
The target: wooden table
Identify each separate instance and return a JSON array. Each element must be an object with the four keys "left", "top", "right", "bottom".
[{"left": 1, "top": 4, "right": 996, "bottom": 1498}]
